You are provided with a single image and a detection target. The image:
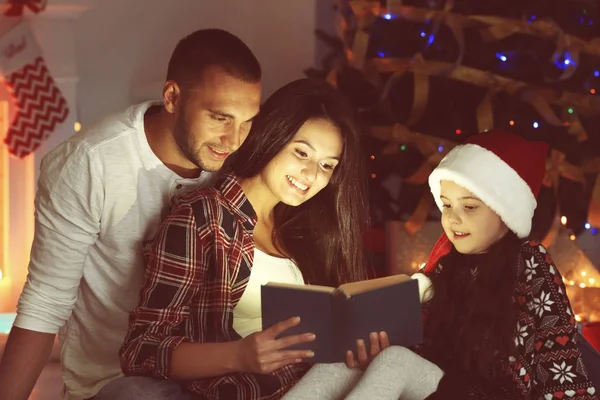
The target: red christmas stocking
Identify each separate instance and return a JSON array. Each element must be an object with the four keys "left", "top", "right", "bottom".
[
  {"left": 0, "top": 21, "right": 69, "bottom": 158},
  {"left": 4, "top": 0, "right": 48, "bottom": 17}
]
